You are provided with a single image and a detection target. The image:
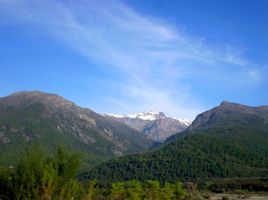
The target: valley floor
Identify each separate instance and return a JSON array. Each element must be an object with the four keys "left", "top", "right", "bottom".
[{"left": 203, "top": 192, "right": 268, "bottom": 200}]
